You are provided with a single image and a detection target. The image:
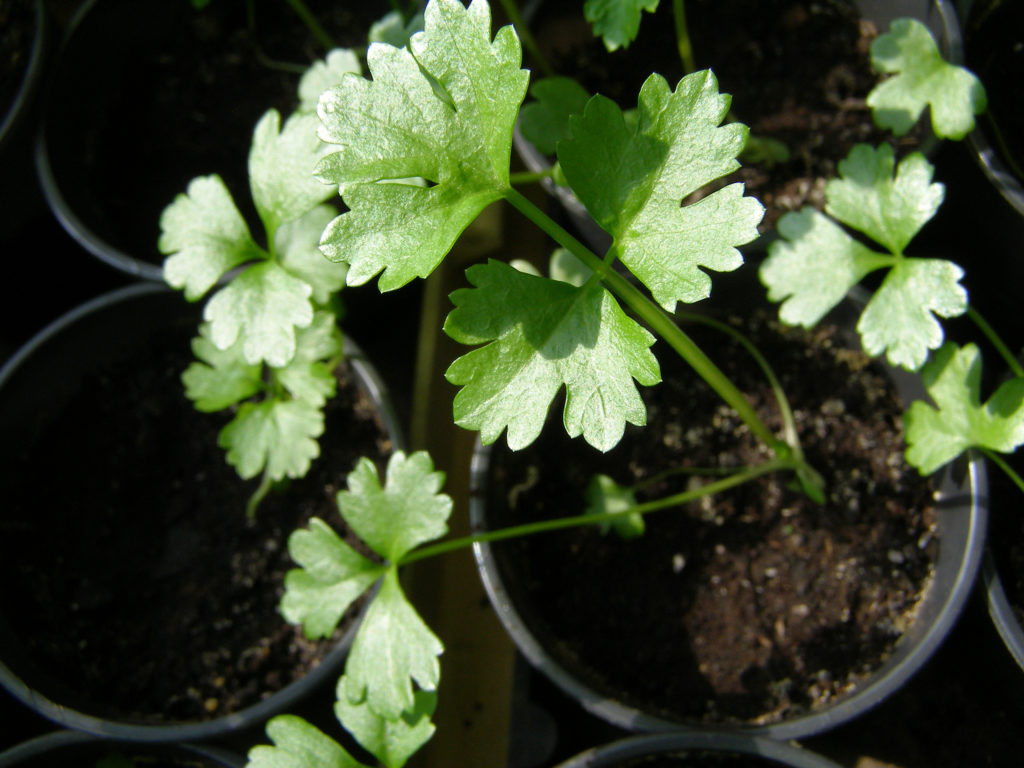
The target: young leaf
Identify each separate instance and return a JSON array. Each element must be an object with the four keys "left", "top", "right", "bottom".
[
  {"left": 585, "top": 474, "right": 645, "bottom": 538},
  {"left": 762, "top": 144, "right": 966, "bottom": 370},
  {"left": 905, "top": 343, "right": 1024, "bottom": 474},
  {"left": 368, "top": 10, "right": 425, "bottom": 48},
  {"left": 272, "top": 311, "right": 343, "bottom": 408},
  {"left": 181, "top": 323, "right": 264, "bottom": 412},
  {"left": 203, "top": 261, "right": 314, "bottom": 368},
  {"left": 584, "top": 0, "right": 659, "bottom": 51},
  {"left": 867, "top": 18, "right": 986, "bottom": 140},
  {"left": 558, "top": 71, "right": 764, "bottom": 310},
  {"left": 298, "top": 49, "right": 362, "bottom": 114},
  {"left": 444, "top": 259, "right": 661, "bottom": 451},
  {"left": 160, "top": 175, "right": 264, "bottom": 301},
  {"left": 247, "top": 715, "right": 370, "bottom": 768},
  {"left": 219, "top": 398, "right": 324, "bottom": 481},
  {"left": 276, "top": 205, "right": 350, "bottom": 305},
  {"left": 316, "top": 0, "right": 529, "bottom": 290},
  {"left": 338, "top": 452, "right": 451, "bottom": 564},
  {"left": 343, "top": 570, "right": 444, "bottom": 721},
  {"left": 334, "top": 676, "right": 437, "bottom": 768},
  {"left": 825, "top": 144, "right": 944, "bottom": 255},
  {"left": 281, "top": 518, "right": 385, "bottom": 639},
  {"left": 518, "top": 76, "right": 591, "bottom": 155},
  {"left": 249, "top": 110, "right": 337, "bottom": 237}
]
